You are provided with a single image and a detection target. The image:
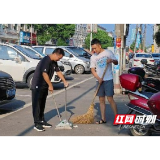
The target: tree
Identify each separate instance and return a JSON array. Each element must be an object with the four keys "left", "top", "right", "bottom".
[
  {"left": 28, "top": 24, "right": 75, "bottom": 45},
  {"left": 130, "top": 41, "right": 147, "bottom": 52},
  {"left": 50, "top": 23, "right": 75, "bottom": 45},
  {"left": 130, "top": 41, "right": 135, "bottom": 51},
  {"left": 84, "top": 29, "right": 113, "bottom": 49},
  {"left": 154, "top": 24, "right": 160, "bottom": 47},
  {"left": 155, "top": 31, "right": 160, "bottom": 47}
]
